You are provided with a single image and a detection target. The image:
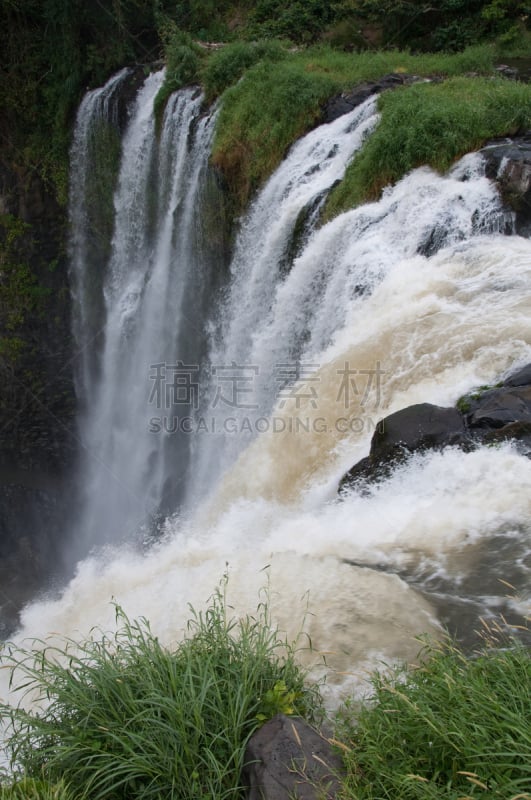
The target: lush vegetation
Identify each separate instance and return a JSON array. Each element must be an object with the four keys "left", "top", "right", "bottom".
[
  {"left": 1, "top": 595, "right": 529, "bottom": 800},
  {"left": 2, "top": 11, "right": 531, "bottom": 793},
  {"left": 0, "top": 779, "right": 72, "bottom": 800},
  {"left": 210, "top": 42, "right": 528, "bottom": 208},
  {"left": 0, "top": 586, "right": 320, "bottom": 800},
  {"left": 325, "top": 74, "right": 531, "bottom": 217}
]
